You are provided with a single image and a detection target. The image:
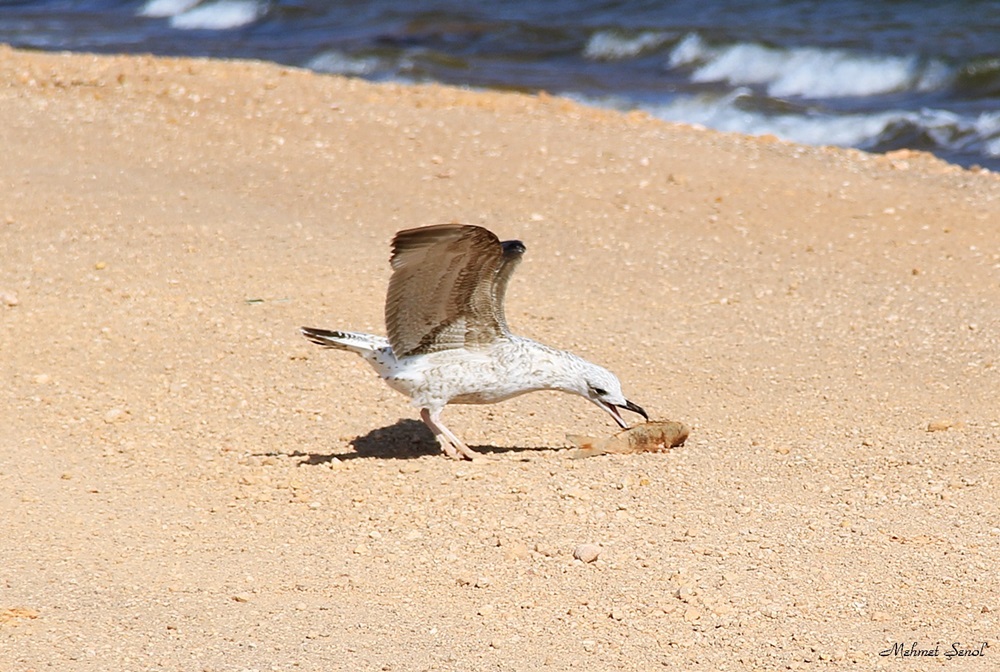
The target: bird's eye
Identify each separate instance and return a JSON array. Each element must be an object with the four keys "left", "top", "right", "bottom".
[{"left": 591, "top": 386, "right": 608, "bottom": 397}]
